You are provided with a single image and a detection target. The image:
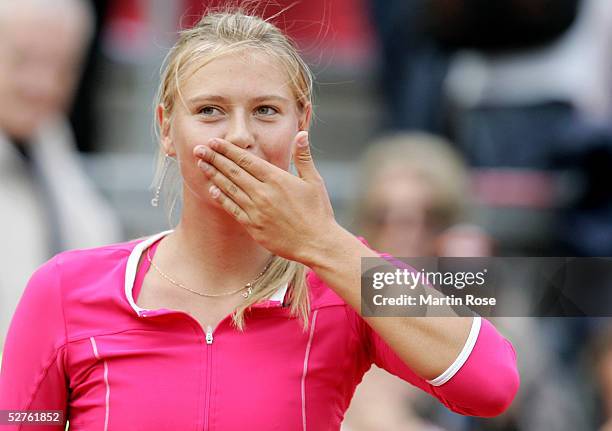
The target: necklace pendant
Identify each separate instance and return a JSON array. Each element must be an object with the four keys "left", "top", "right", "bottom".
[{"left": 243, "top": 287, "right": 252, "bottom": 298}]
